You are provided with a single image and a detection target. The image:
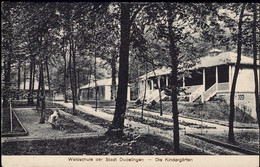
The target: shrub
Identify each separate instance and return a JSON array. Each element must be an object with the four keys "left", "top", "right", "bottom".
[{"left": 135, "top": 99, "right": 142, "bottom": 105}]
